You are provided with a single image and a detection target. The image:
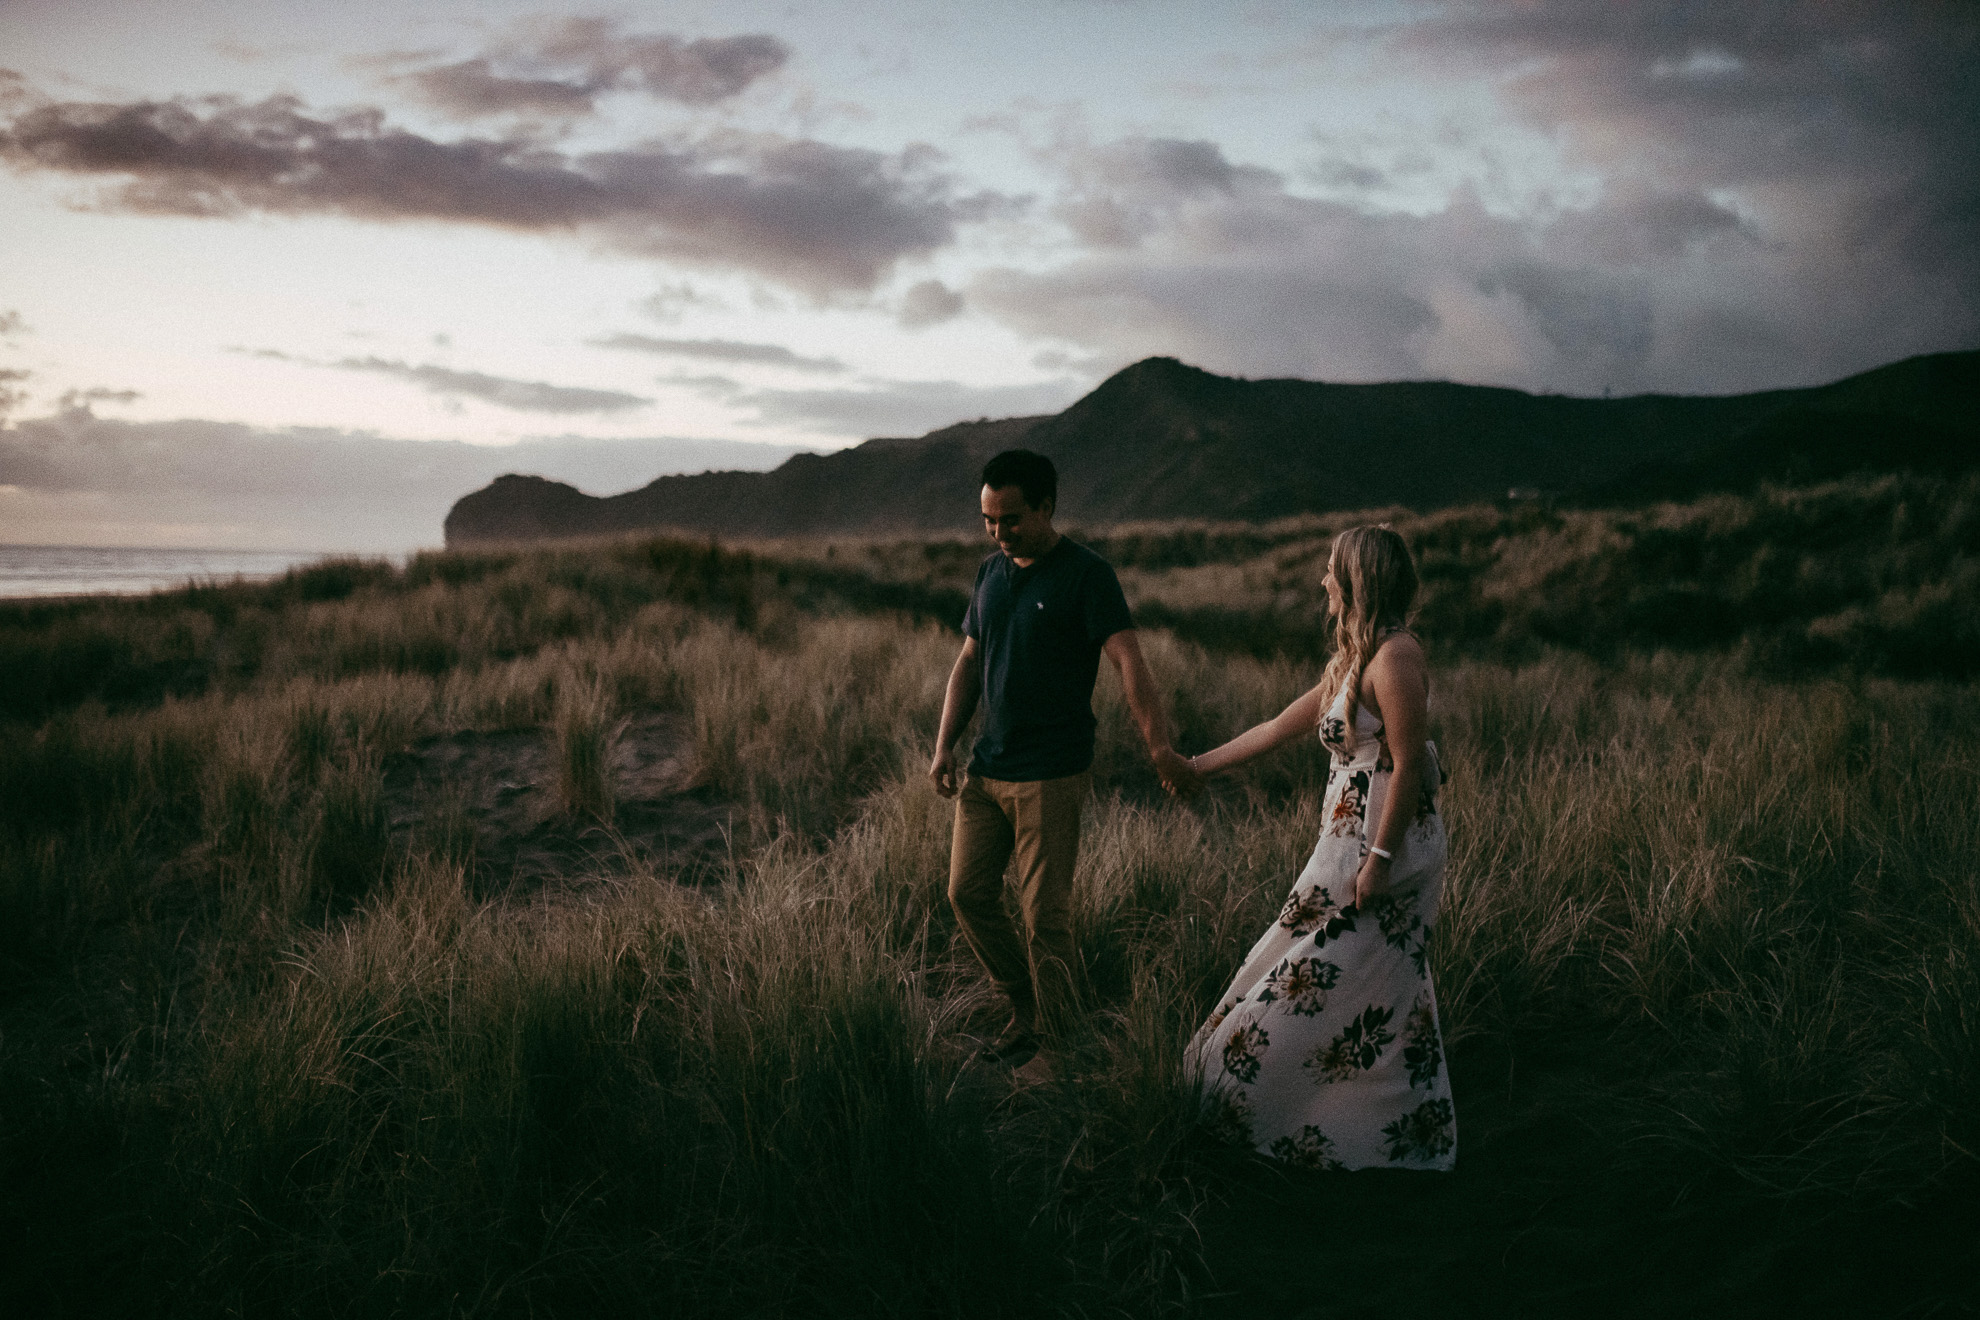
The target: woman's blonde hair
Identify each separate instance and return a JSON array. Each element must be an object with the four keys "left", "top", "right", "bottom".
[{"left": 1320, "top": 524, "right": 1420, "bottom": 740}]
